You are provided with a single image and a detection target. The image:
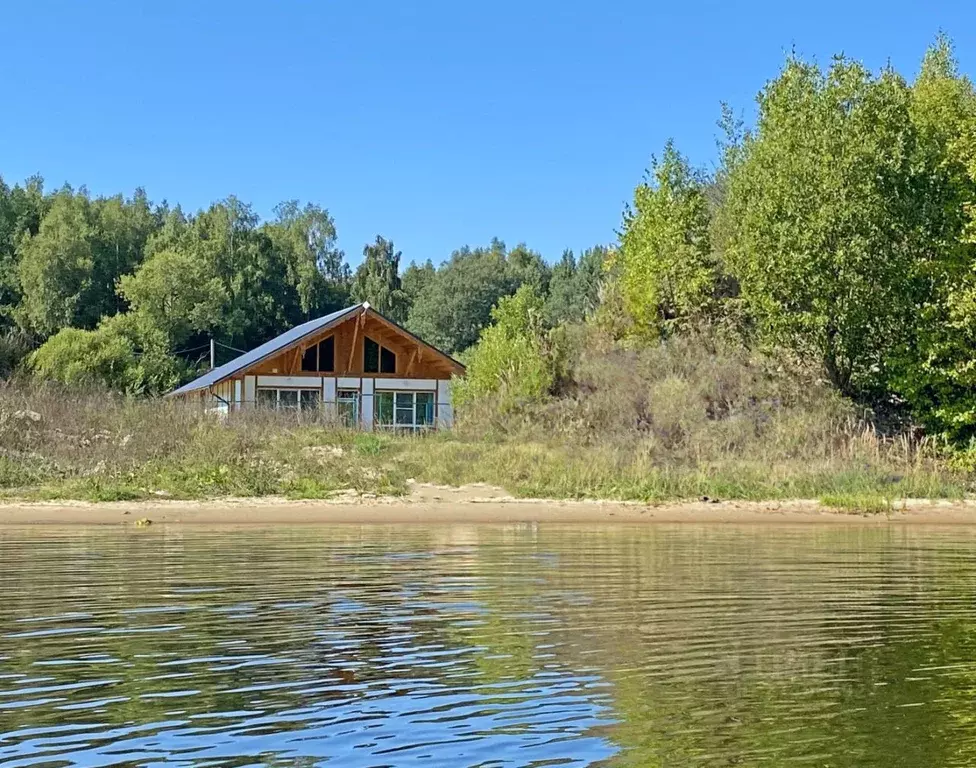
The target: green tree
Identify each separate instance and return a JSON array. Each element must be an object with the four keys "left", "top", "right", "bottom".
[
  {"left": 545, "top": 246, "right": 607, "bottom": 325},
  {"left": 117, "top": 248, "right": 227, "bottom": 344},
  {"left": 453, "top": 285, "right": 553, "bottom": 412},
  {"left": 350, "top": 236, "right": 408, "bottom": 322},
  {"left": 407, "top": 239, "right": 543, "bottom": 353},
  {"left": 29, "top": 313, "right": 184, "bottom": 395},
  {"left": 0, "top": 175, "right": 45, "bottom": 329},
  {"left": 127, "top": 198, "right": 294, "bottom": 350},
  {"left": 266, "top": 201, "right": 349, "bottom": 318},
  {"left": 721, "top": 55, "right": 925, "bottom": 396},
  {"left": 17, "top": 187, "right": 96, "bottom": 336},
  {"left": 91, "top": 190, "right": 158, "bottom": 316},
  {"left": 617, "top": 141, "right": 717, "bottom": 338},
  {"left": 16, "top": 186, "right": 157, "bottom": 338},
  {"left": 505, "top": 243, "right": 550, "bottom": 295},
  {"left": 888, "top": 36, "right": 976, "bottom": 439},
  {"left": 402, "top": 259, "right": 436, "bottom": 309}
]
